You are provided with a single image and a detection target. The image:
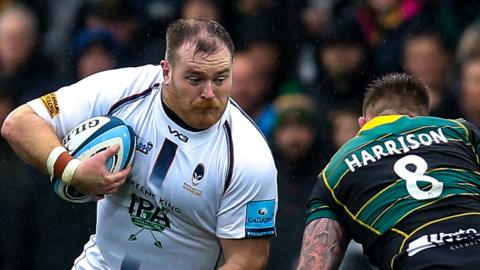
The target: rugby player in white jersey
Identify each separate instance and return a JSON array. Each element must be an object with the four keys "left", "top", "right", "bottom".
[{"left": 1, "top": 18, "right": 277, "bottom": 269}]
